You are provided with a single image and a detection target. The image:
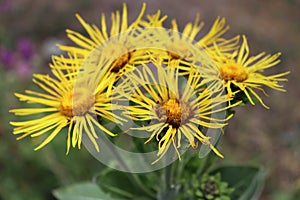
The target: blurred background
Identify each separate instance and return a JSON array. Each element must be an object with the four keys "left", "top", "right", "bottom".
[{"left": 0, "top": 0, "right": 299, "bottom": 199}]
